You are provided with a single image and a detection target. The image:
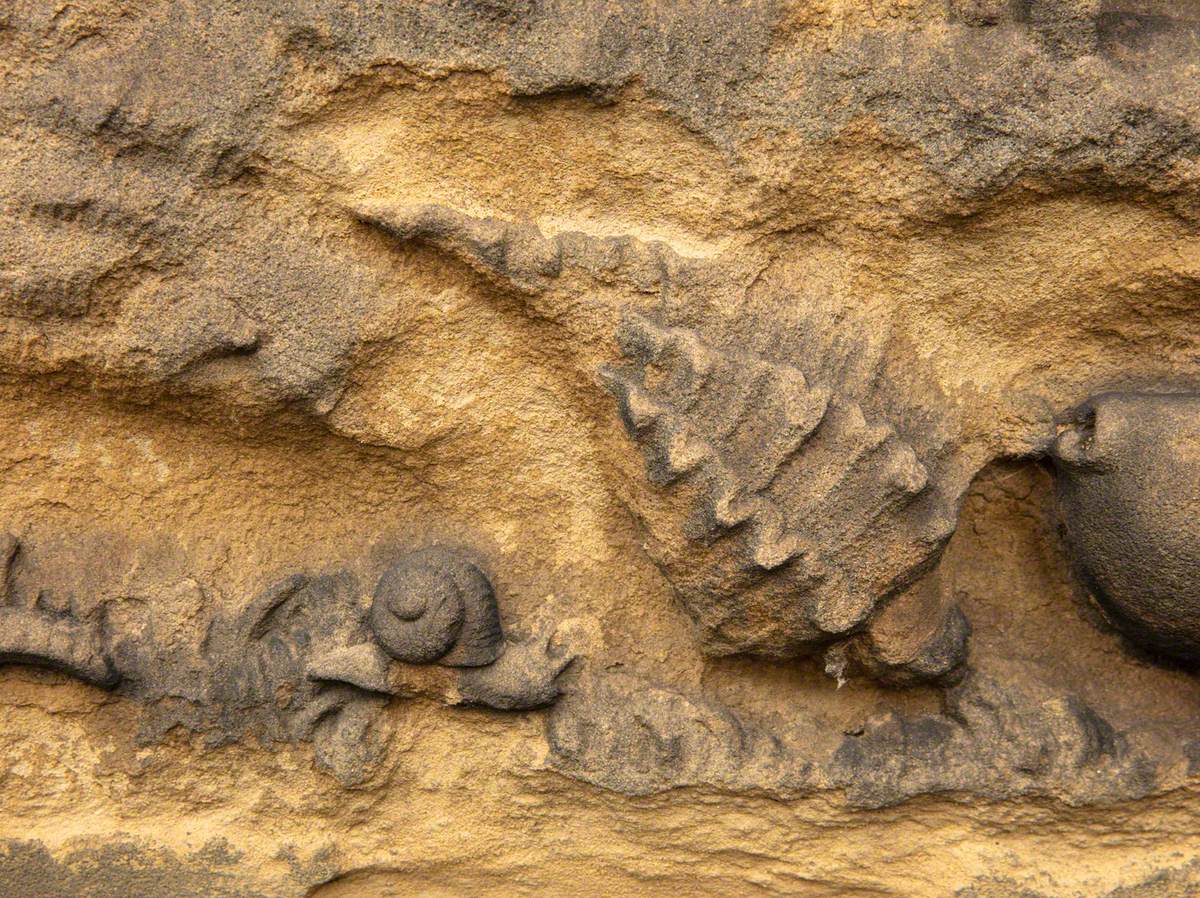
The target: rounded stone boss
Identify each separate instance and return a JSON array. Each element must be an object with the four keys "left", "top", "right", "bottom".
[
  {"left": 368, "top": 546, "right": 505, "bottom": 667},
  {"left": 1052, "top": 392, "right": 1200, "bottom": 664}
]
